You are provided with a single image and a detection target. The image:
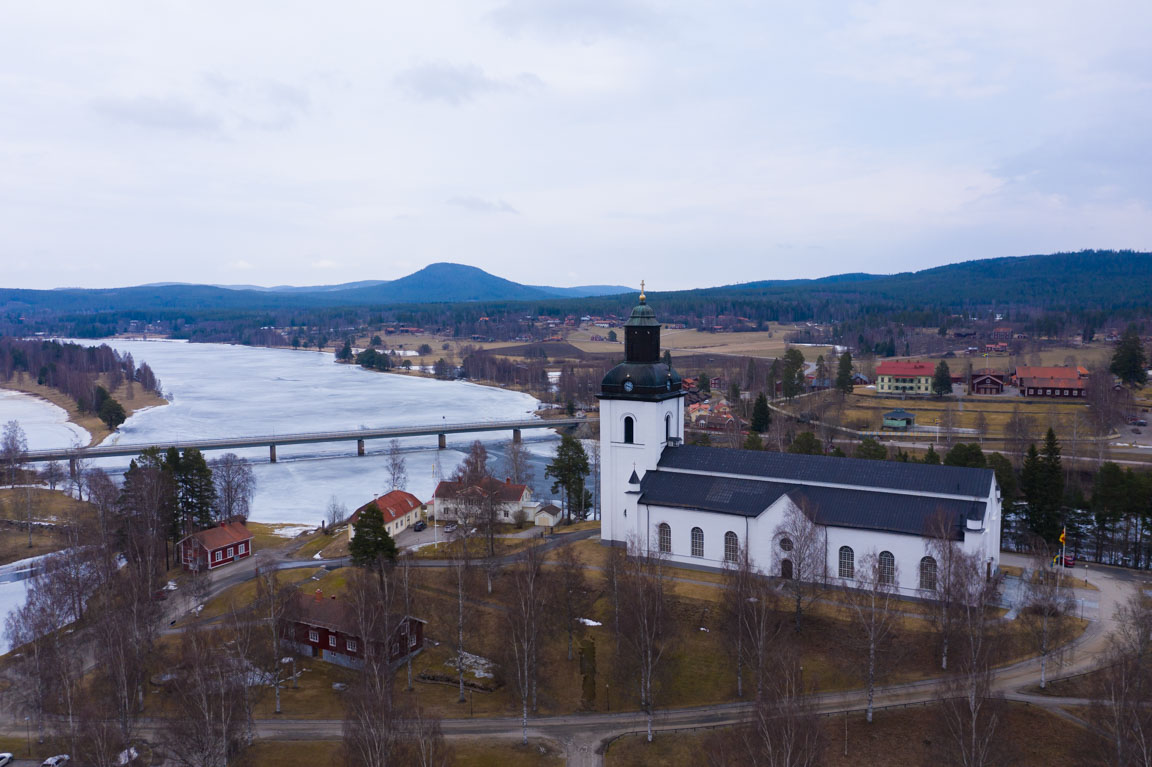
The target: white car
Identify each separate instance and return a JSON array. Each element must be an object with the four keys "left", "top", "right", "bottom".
[
  {"left": 42, "top": 756, "right": 71, "bottom": 767},
  {"left": 0, "top": 752, "right": 14, "bottom": 767}
]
